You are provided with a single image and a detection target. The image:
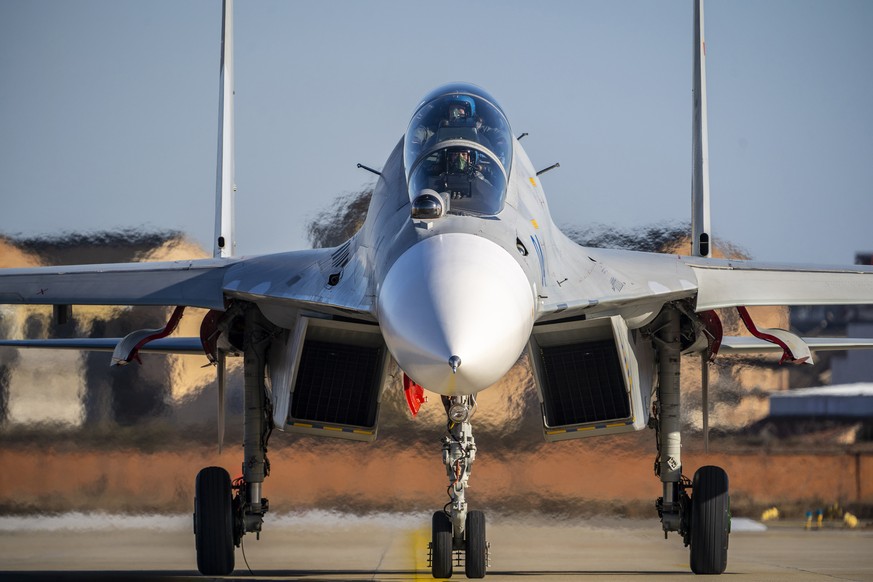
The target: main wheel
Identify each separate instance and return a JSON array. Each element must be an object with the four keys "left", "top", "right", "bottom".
[
  {"left": 431, "top": 511, "right": 453, "bottom": 579},
  {"left": 194, "top": 466, "right": 235, "bottom": 576},
  {"left": 690, "top": 465, "right": 730, "bottom": 575},
  {"left": 464, "top": 510, "right": 487, "bottom": 578}
]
